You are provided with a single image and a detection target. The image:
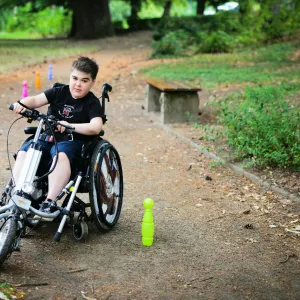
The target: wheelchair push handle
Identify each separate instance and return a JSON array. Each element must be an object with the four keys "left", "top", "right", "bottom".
[
  {"left": 101, "top": 83, "right": 112, "bottom": 121},
  {"left": 102, "top": 83, "right": 112, "bottom": 97}
]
